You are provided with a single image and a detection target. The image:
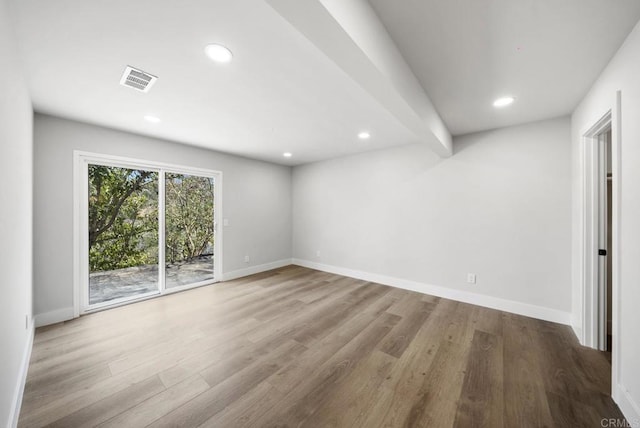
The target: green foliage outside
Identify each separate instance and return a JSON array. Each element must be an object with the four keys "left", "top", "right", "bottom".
[
  {"left": 165, "top": 173, "right": 214, "bottom": 264},
  {"left": 88, "top": 165, "right": 214, "bottom": 272}
]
